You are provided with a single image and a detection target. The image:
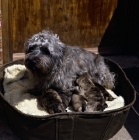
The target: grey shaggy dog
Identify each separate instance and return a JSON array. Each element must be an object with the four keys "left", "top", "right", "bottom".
[{"left": 24, "top": 30, "right": 115, "bottom": 114}]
